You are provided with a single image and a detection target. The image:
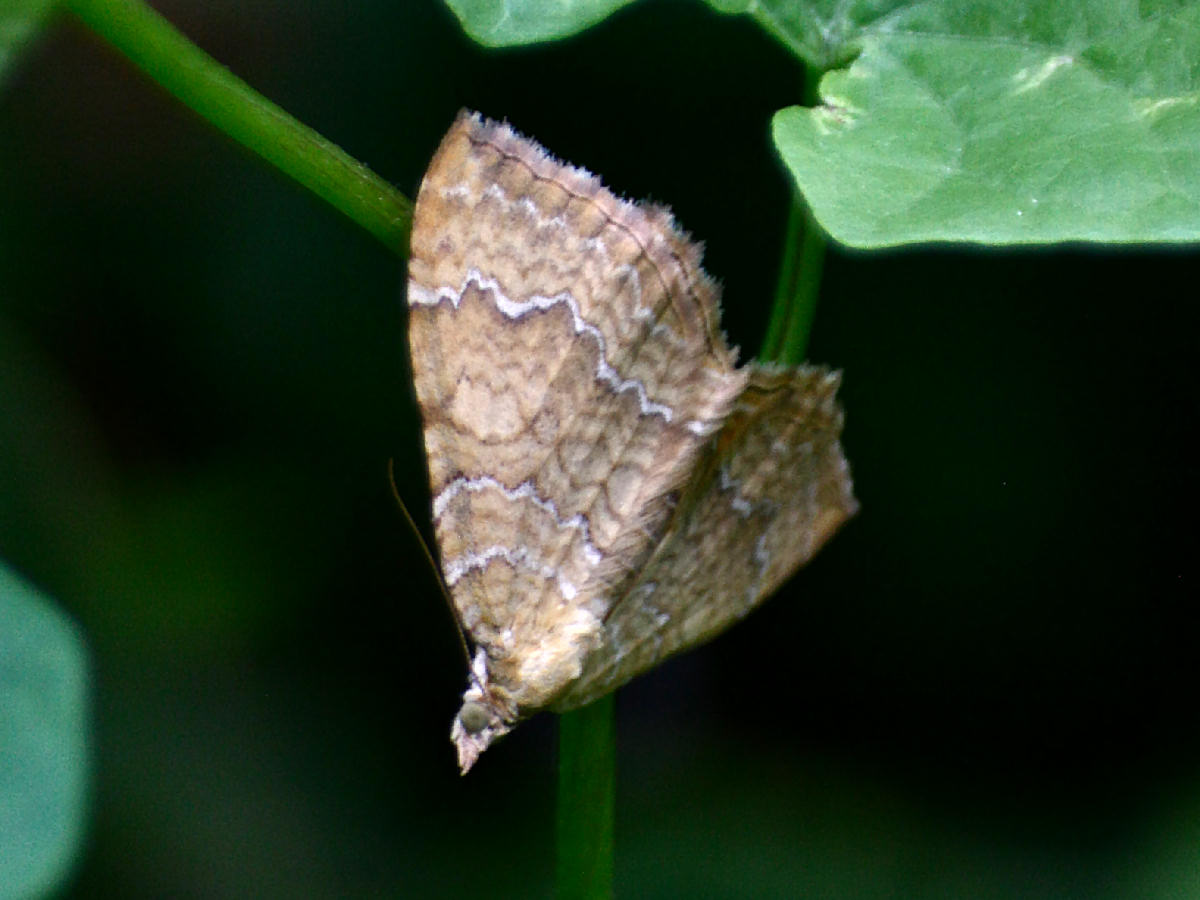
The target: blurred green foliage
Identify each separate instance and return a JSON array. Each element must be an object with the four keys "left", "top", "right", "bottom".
[
  {"left": 0, "top": 0, "right": 57, "bottom": 82},
  {"left": 0, "top": 563, "right": 88, "bottom": 899}
]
